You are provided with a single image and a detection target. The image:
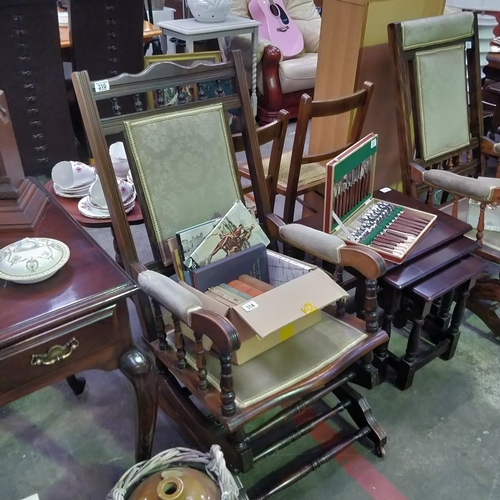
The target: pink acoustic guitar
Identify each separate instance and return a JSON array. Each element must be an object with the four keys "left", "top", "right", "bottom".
[{"left": 248, "top": 0, "right": 304, "bottom": 58}]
